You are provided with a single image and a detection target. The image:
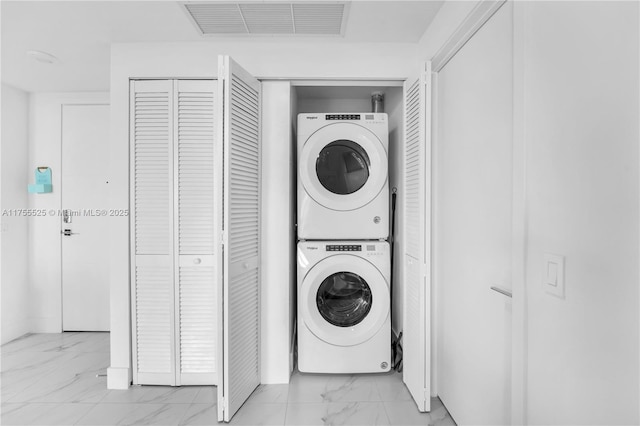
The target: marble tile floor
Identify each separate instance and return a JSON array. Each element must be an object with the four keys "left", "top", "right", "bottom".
[{"left": 1, "top": 333, "right": 456, "bottom": 425}]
